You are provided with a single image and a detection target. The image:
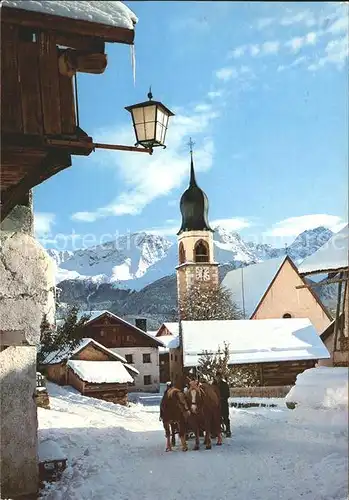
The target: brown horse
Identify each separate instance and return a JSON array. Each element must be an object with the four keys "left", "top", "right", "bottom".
[
  {"left": 186, "top": 379, "right": 222, "bottom": 450},
  {"left": 160, "top": 387, "right": 192, "bottom": 452}
]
